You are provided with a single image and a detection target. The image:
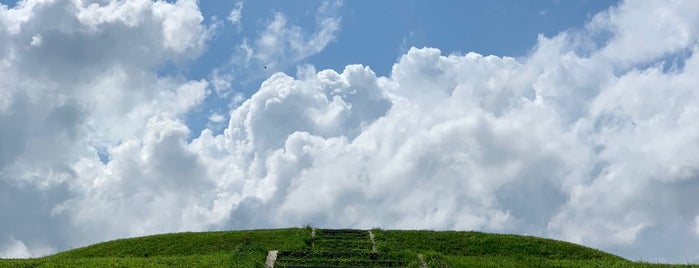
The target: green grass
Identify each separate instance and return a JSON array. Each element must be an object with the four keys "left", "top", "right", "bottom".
[
  {"left": 0, "top": 228, "right": 308, "bottom": 268},
  {"left": 0, "top": 228, "right": 695, "bottom": 267}
]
